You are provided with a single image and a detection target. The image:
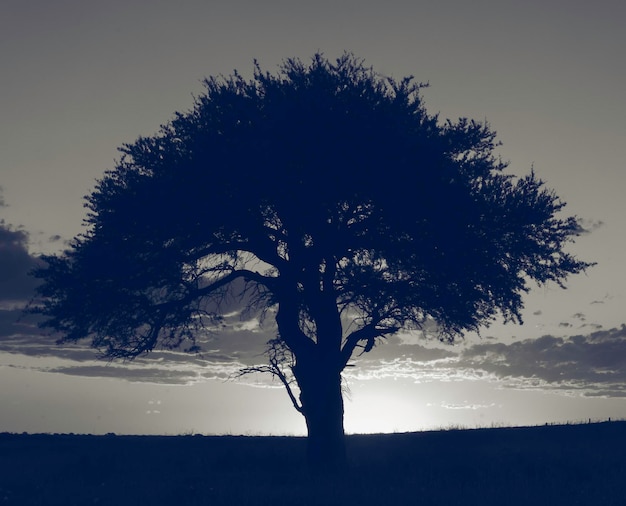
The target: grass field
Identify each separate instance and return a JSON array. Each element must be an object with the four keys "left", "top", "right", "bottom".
[{"left": 1, "top": 421, "right": 624, "bottom": 506}]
